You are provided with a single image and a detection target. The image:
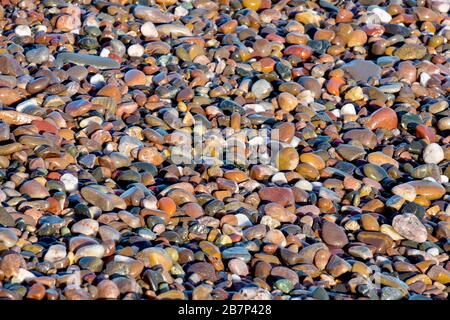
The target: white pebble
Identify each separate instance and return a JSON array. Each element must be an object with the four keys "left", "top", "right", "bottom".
[
  {"left": 240, "top": 287, "right": 272, "bottom": 300},
  {"left": 231, "top": 274, "right": 242, "bottom": 282},
  {"left": 298, "top": 90, "right": 314, "bottom": 105},
  {"left": 174, "top": 6, "right": 189, "bottom": 17},
  {"left": 420, "top": 73, "right": 431, "bottom": 87},
  {"left": 44, "top": 244, "right": 67, "bottom": 263},
  {"left": 312, "top": 181, "right": 323, "bottom": 190},
  {"left": 16, "top": 98, "right": 39, "bottom": 112},
  {"left": 15, "top": 25, "right": 32, "bottom": 37},
  {"left": 128, "top": 44, "right": 144, "bottom": 57},
  {"left": 235, "top": 213, "right": 252, "bottom": 228},
  {"left": 189, "top": 273, "right": 201, "bottom": 284},
  {"left": 60, "top": 173, "right": 79, "bottom": 192},
  {"left": 141, "top": 22, "right": 158, "bottom": 38},
  {"left": 427, "top": 247, "right": 439, "bottom": 256},
  {"left": 341, "top": 103, "right": 356, "bottom": 115},
  {"left": 271, "top": 172, "right": 287, "bottom": 184},
  {"left": 244, "top": 104, "right": 266, "bottom": 113},
  {"left": 289, "top": 136, "right": 301, "bottom": 148},
  {"left": 295, "top": 180, "right": 313, "bottom": 191},
  {"left": 423, "top": 143, "right": 444, "bottom": 164},
  {"left": 104, "top": 143, "right": 115, "bottom": 154},
  {"left": 260, "top": 215, "right": 280, "bottom": 229},
  {"left": 90, "top": 74, "right": 105, "bottom": 88},
  {"left": 371, "top": 7, "right": 392, "bottom": 23},
  {"left": 440, "top": 175, "right": 449, "bottom": 183},
  {"left": 113, "top": 255, "right": 134, "bottom": 263},
  {"left": 15, "top": 268, "right": 36, "bottom": 283},
  {"left": 100, "top": 48, "right": 110, "bottom": 57},
  {"left": 432, "top": 0, "right": 449, "bottom": 13},
  {"left": 331, "top": 109, "right": 341, "bottom": 118}
]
